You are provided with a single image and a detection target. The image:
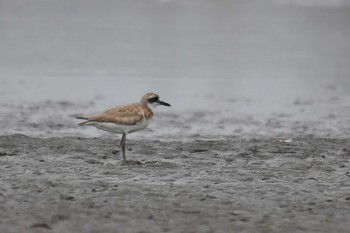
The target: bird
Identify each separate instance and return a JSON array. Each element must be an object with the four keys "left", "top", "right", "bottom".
[{"left": 76, "top": 92, "right": 171, "bottom": 164}]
